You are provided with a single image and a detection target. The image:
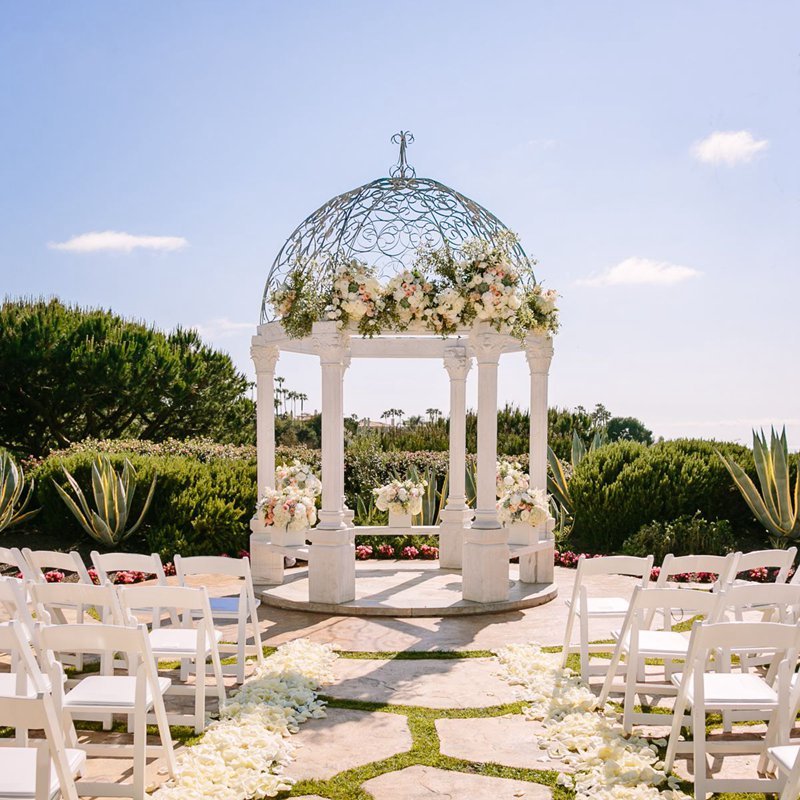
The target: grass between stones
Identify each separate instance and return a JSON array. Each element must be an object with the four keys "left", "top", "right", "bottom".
[
  {"left": 283, "top": 696, "right": 568, "bottom": 800},
  {"left": 280, "top": 644, "right": 773, "bottom": 800}
]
